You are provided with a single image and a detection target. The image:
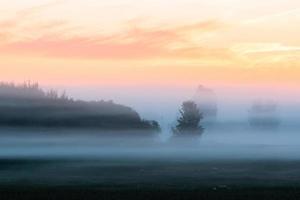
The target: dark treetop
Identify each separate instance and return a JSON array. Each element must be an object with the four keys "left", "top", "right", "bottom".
[
  {"left": 0, "top": 82, "right": 160, "bottom": 132},
  {"left": 173, "top": 101, "right": 204, "bottom": 136}
]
